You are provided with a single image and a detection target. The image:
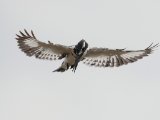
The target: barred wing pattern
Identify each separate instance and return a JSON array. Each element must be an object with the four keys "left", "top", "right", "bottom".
[
  {"left": 83, "top": 43, "right": 159, "bottom": 67},
  {"left": 16, "top": 30, "right": 71, "bottom": 60}
]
